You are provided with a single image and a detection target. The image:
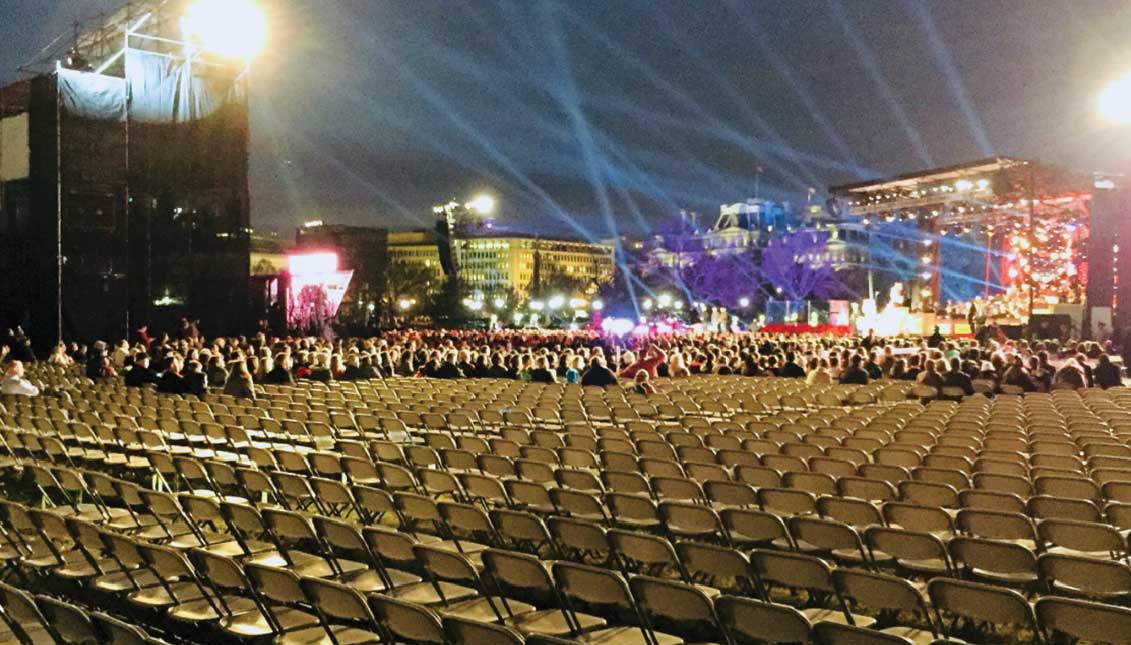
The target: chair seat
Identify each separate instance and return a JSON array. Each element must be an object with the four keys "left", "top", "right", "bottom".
[
  {"left": 968, "top": 567, "right": 1038, "bottom": 586},
  {"left": 802, "top": 607, "right": 876, "bottom": 629},
  {"left": 171, "top": 594, "right": 259, "bottom": 622},
  {"left": 898, "top": 557, "right": 952, "bottom": 576},
  {"left": 511, "top": 608, "right": 606, "bottom": 636},
  {"left": 575, "top": 626, "right": 683, "bottom": 645},
  {"left": 128, "top": 580, "right": 207, "bottom": 608},
  {"left": 882, "top": 626, "right": 951, "bottom": 645},
  {"left": 437, "top": 596, "right": 537, "bottom": 624},
  {"left": 385, "top": 580, "right": 479, "bottom": 606},
  {"left": 93, "top": 569, "right": 160, "bottom": 593},
  {"left": 220, "top": 606, "right": 320, "bottom": 638},
  {"left": 276, "top": 624, "right": 383, "bottom": 645}
]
